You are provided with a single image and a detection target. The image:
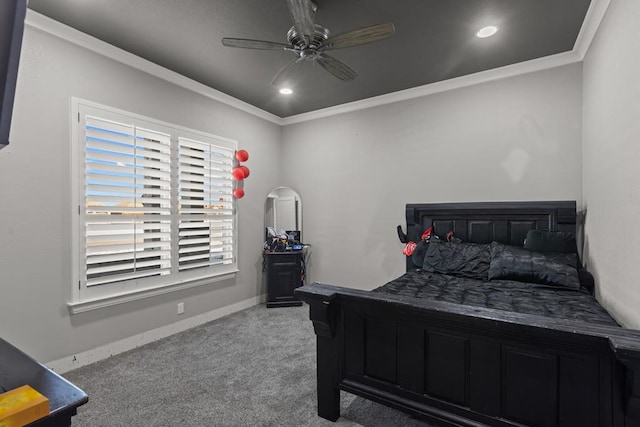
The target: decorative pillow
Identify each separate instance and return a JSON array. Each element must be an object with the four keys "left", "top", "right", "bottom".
[
  {"left": 523, "top": 230, "right": 577, "bottom": 254},
  {"left": 488, "top": 242, "right": 580, "bottom": 289},
  {"left": 422, "top": 241, "right": 490, "bottom": 280}
]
